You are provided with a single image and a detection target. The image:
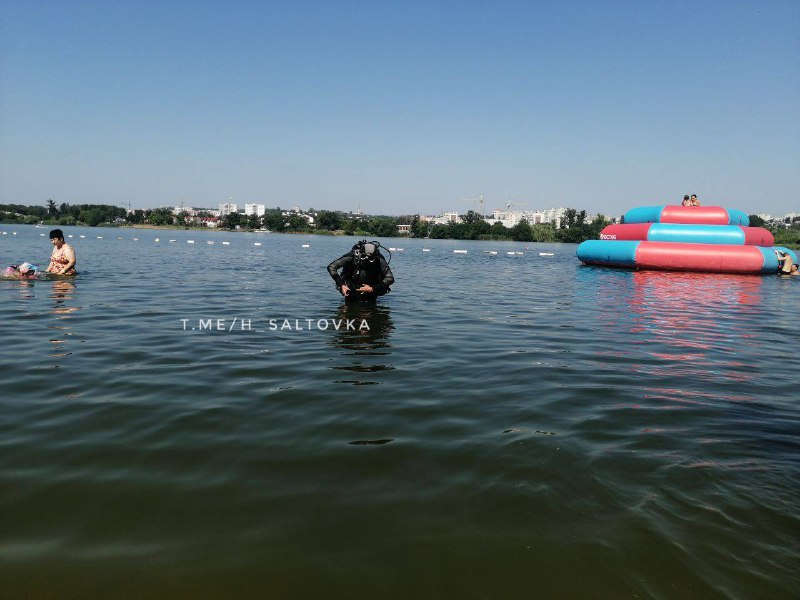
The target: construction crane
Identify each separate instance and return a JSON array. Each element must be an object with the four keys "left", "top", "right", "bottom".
[
  {"left": 462, "top": 194, "right": 486, "bottom": 217},
  {"left": 505, "top": 198, "right": 528, "bottom": 210}
]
